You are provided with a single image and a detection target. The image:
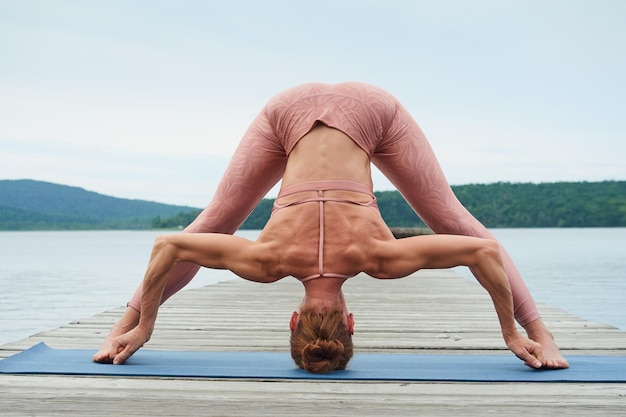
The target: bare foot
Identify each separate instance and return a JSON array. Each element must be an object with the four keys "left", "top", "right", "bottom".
[
  {"left": 93, "top": 307, "right": 140, "bottom": 363},
  {"left": 524, "top": 319, "right": 569, "bottom": 369}
]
